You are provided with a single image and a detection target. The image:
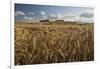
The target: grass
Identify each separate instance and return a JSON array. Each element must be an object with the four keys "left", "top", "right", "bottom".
[{"left": 15, "top": 22, "right": 94, "bottom": 65}]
